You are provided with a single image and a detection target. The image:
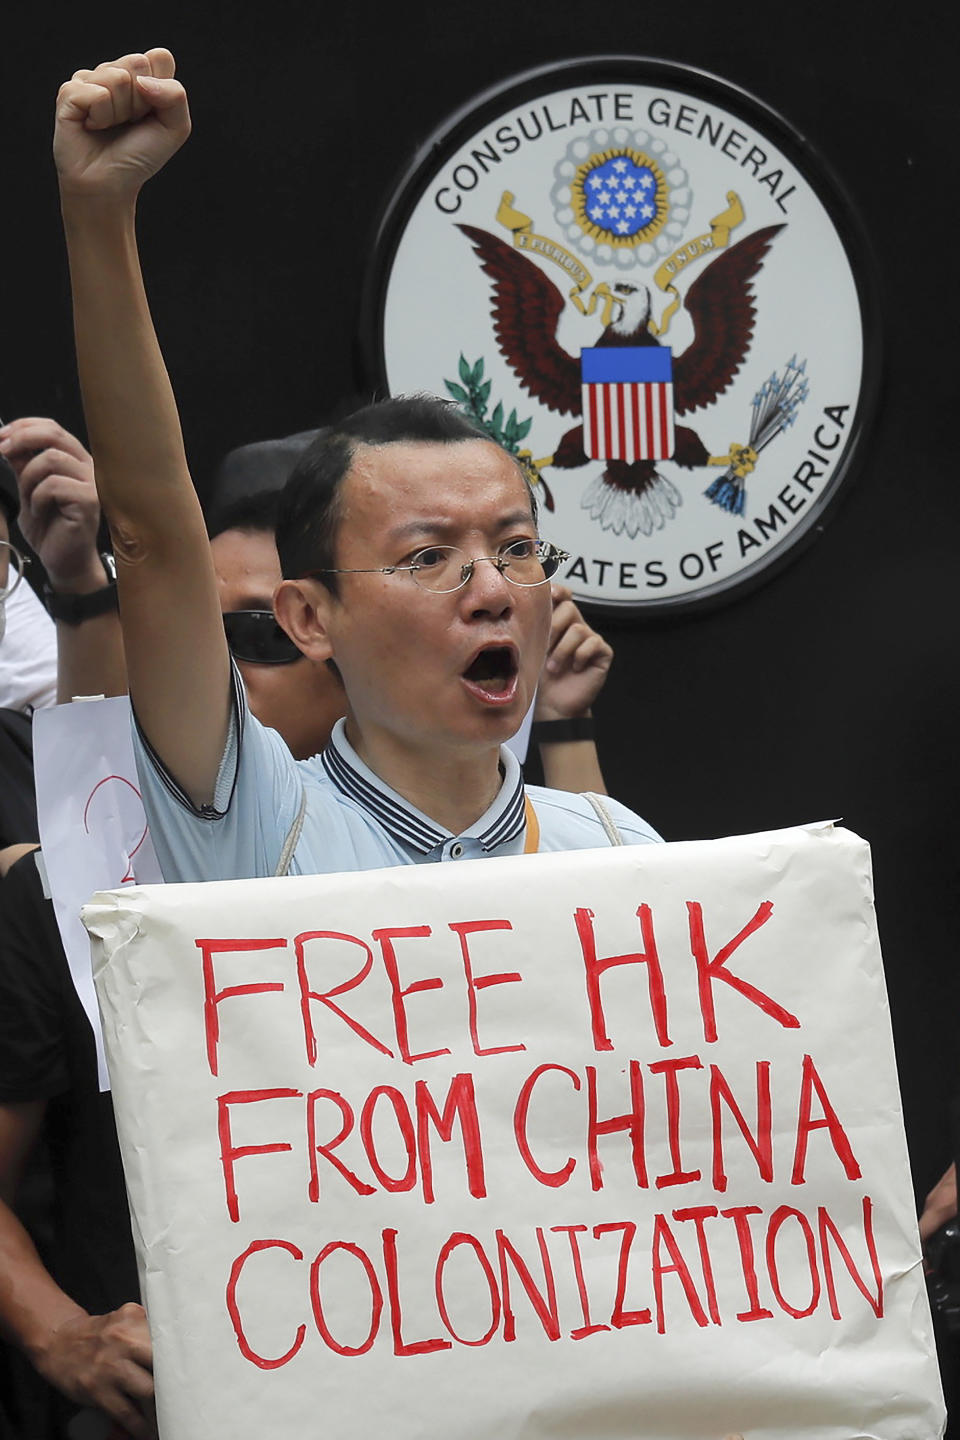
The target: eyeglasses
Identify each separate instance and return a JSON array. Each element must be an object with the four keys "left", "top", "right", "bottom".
[
  {"left": 0, "top": 540, "right": 27, "bottom": 602},
  {"left": 304, "top": 539, "right": 570, "bottom": 595},
  {"left": 222, "top": 610, "right": 302, "bottom": 665}
]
